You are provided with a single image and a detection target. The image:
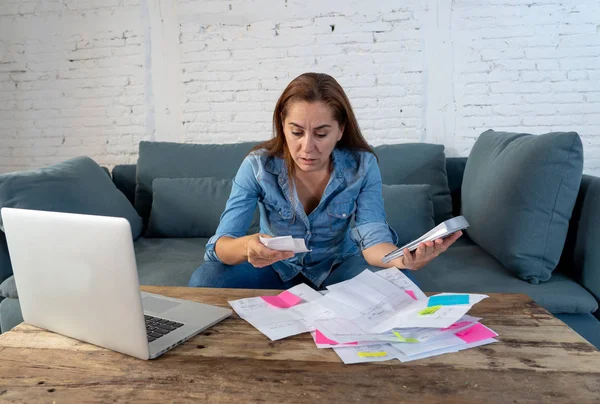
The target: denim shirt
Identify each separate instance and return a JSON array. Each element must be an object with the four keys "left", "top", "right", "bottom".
[{"left": 204, "top": 147, "right": 398, "bottom": 287}]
